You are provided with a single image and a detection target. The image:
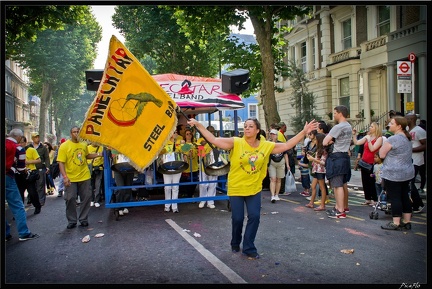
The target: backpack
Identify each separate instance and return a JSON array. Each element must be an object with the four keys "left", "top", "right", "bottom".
[{"left": 50, "top": 150, "right": 60, "bottom": 179}]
